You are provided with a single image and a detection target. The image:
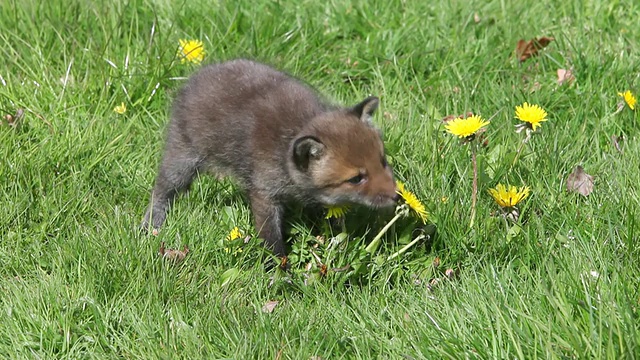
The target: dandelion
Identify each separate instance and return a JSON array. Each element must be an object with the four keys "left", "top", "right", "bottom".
[
  {"left": 445, "top": 114, "right": 489, "bottom": 228},
  {"left": 444, "top": 115, "right": 490, "bottom": 139},
  {"left": 227, "top": 226, "right": 242, "bottom": 241},
  {"left": 488, "top": 184, "right": 530, "bottom": 208},
  {"left": 325, "top": 205, "right": 350, "bottom": 219},
  {"left": 177, "top": 39, "right": 205, "bottom": 64},
  {"left": 618, "top": 90, "right": 636, "bottom": 110},
  {"left": 113, "top": 102, "right": 126, "bottom": 114},
  {"left": 224, "top": 227, "right": 243, "bottom": 254},
  {"left": 396, "top": 181, "right": 428, "bottom": 224},
  {"left": 515, "top": 102, "right": 548, "bottom": 131},
  {"left": 363, "top": 181, "right": 428, "bottom": 255}
]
